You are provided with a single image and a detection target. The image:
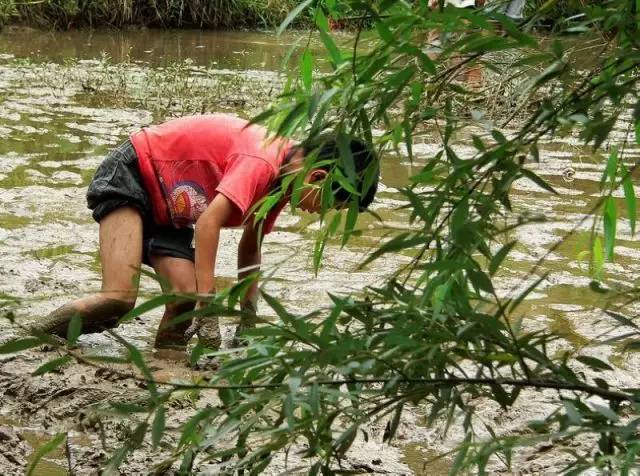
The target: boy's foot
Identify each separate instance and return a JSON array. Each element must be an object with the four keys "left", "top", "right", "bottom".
[
  {"left": 153, "top": 330, "right": 189, "bottom": 350},
  {"left": 32, "top": 302, "right": 122, "bottom": 337},
  {"left": 232, "top": 321, "right": 255, "bottom": 348}
]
